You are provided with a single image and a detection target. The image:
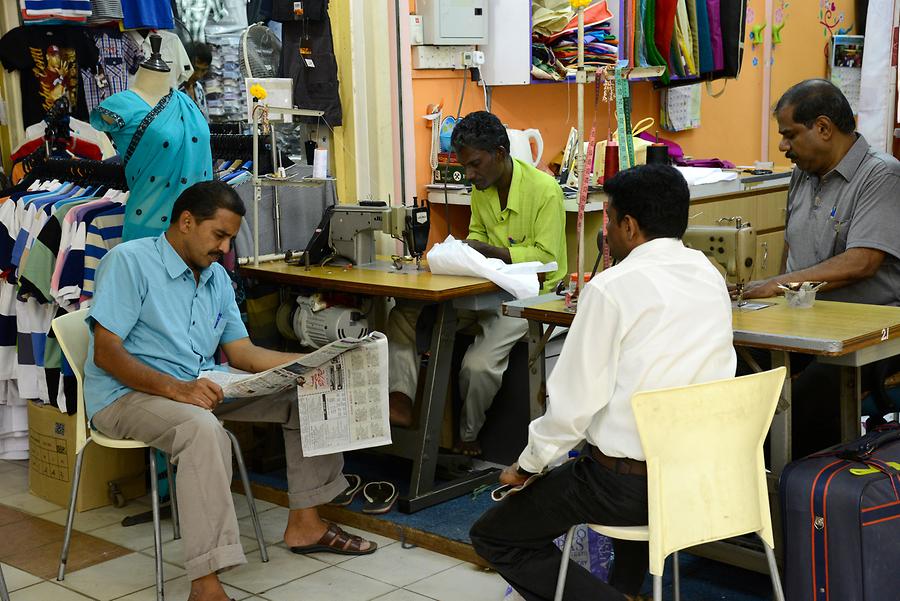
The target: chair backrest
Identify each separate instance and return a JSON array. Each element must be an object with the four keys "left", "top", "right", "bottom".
[
  {"left": 632, "top": 367, "right": 786, "bottom": 576},
  {"left": 51, "top": 308, "right": 91, "bottom": 453}
]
